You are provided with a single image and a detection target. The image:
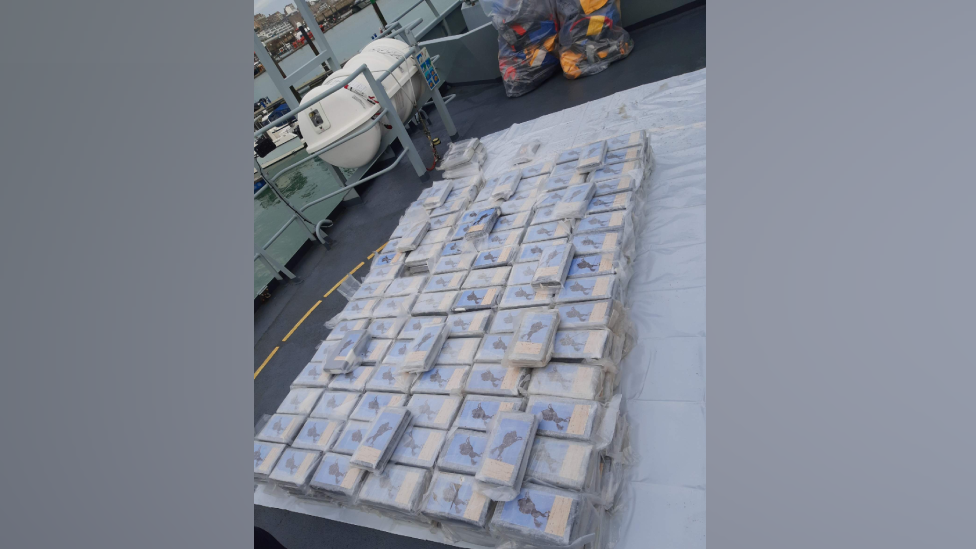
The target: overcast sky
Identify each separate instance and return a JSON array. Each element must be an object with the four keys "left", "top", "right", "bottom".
[{"left": 254, "top": 0, "right": 297, "bottom": 16}]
